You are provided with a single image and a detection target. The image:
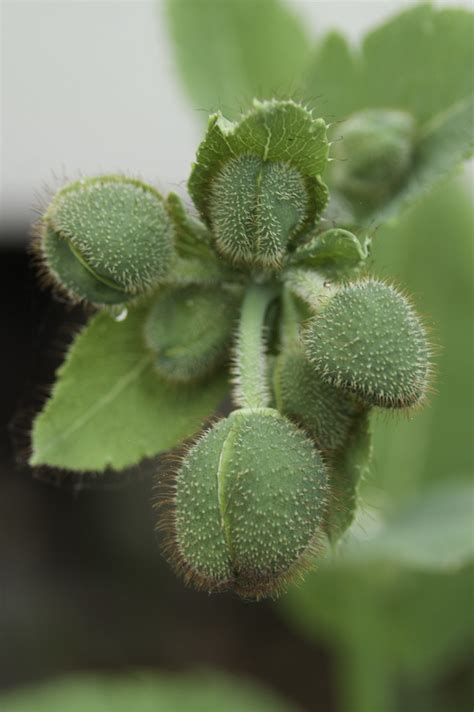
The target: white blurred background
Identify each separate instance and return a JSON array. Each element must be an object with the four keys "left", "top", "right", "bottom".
[{"left": 1, "top": 0, "right": 471, "bottom": 239}]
